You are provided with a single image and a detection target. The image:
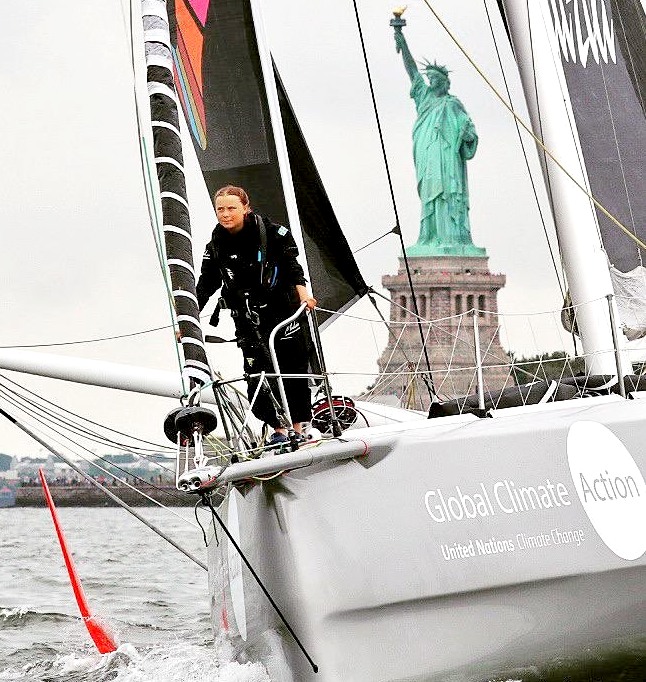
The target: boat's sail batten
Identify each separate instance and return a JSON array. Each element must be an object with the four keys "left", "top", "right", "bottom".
[
  {"left": 141, "top": 0, "right": 212, "bottom": 387},
  {"left": 168, "top": 0, "right": 366, "bottom": 321}
]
